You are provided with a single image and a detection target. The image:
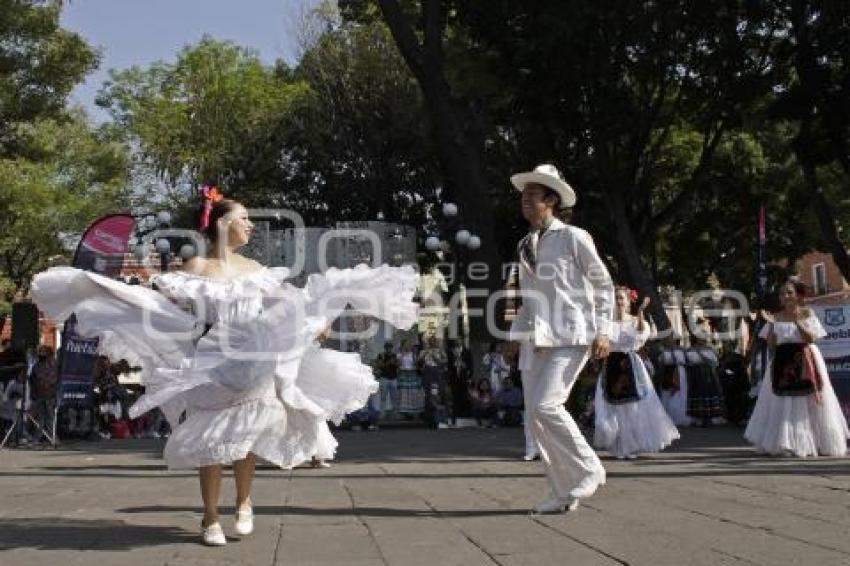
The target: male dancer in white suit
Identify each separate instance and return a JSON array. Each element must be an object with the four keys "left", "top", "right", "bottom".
[{"left": 509, "top": 164, "right": 614, "bottom": 514}]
